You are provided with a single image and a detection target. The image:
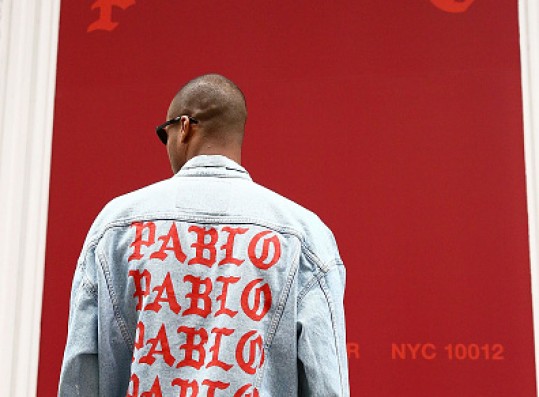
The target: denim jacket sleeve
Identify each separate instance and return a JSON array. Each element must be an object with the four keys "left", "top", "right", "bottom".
[
  {"left": 58, "top": 252, "right": 99, "bottom": 396},
  {"left": 297, "top": 262, "right": 349, "bottom": 397},
  {"left": 58, "top": 233, "right": 133, "bottom": 397}
]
